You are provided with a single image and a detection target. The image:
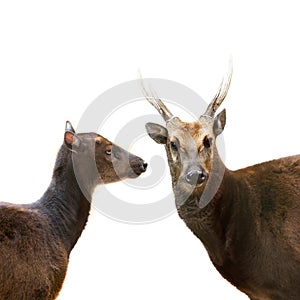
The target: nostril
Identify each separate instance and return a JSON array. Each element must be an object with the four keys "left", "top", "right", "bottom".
[
  {"left": 186, "top": 169, "right": 207, "bottom": 185},
  {"left": 199, "top": 170, "right": 207, "bottom": 183},
  {"left": 142, "top": 162, "right": 148, "bottom": 171}
]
